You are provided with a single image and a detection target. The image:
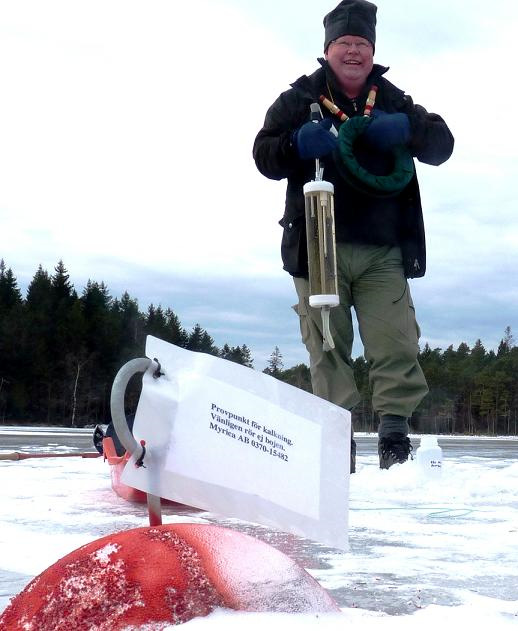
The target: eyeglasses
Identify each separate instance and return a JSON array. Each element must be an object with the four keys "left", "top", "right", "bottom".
[{"left": 330, "top": 39, "right": 372, "bottom": 51}]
